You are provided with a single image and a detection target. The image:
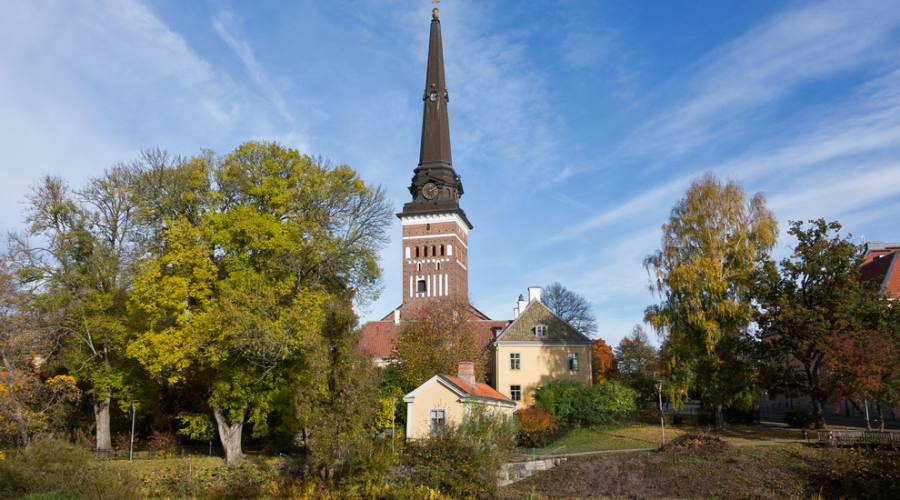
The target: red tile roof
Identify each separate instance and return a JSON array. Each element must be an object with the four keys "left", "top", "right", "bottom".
[
  {"left": 359, "top": 321, "right": 400, "bottom": 359},
  {"left": 359, "top": 315, "right": 510, "bottom": 360},
  {"left": 861, "top": 252, "right": 900, "bottom": 299},
  {"left": 442, "top": 374, "right": 512, "bottom": 402}
]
